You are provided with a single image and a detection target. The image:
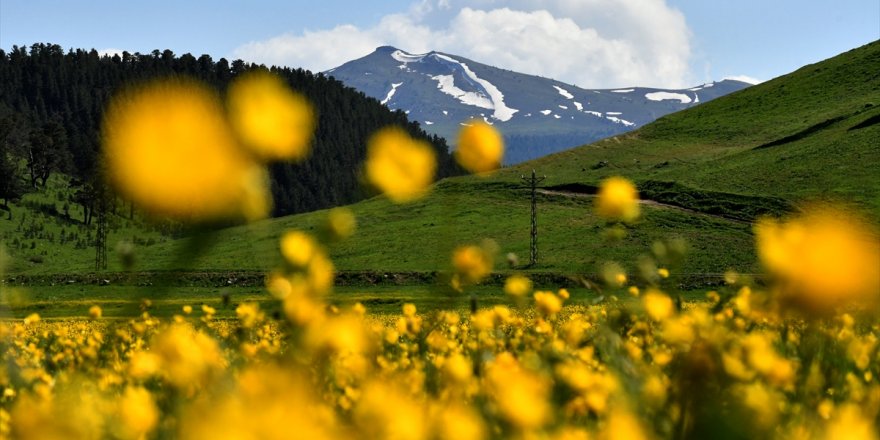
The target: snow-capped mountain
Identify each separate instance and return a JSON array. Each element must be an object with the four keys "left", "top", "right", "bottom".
[{"left": 326, "top": 46, "right": 751, "bottom": 164}]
